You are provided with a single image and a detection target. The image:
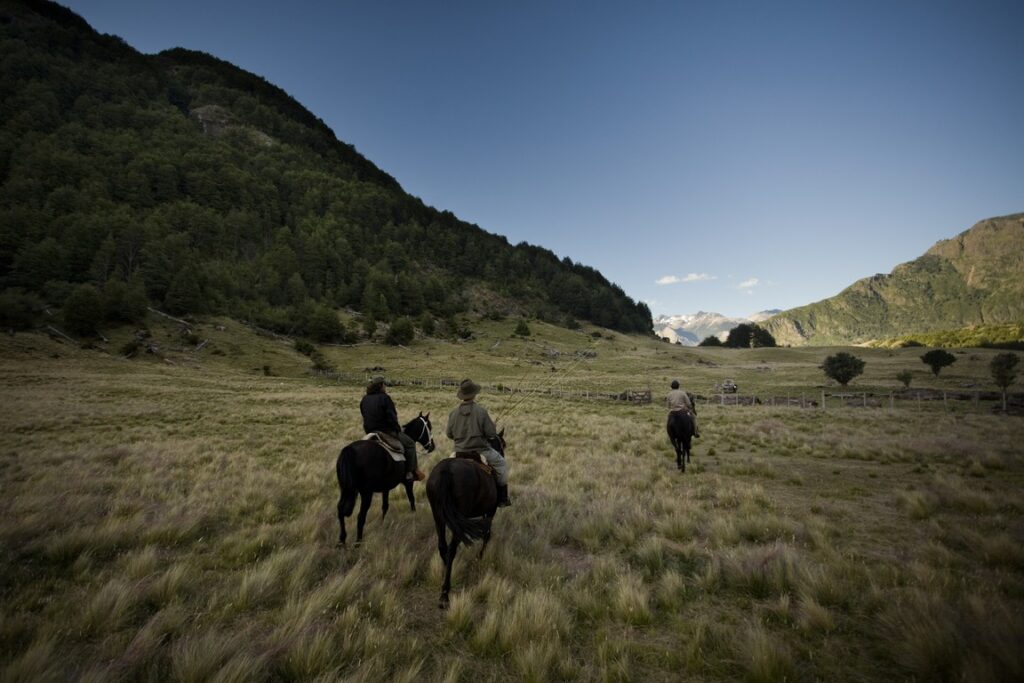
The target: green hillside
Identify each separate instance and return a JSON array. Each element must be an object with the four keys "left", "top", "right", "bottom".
[
  {"left": 764, "top": 214, "right": 1024, "bottom": 346},
  {"left": 0, "top": 0, "right": 652, "bottom": 337}
]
